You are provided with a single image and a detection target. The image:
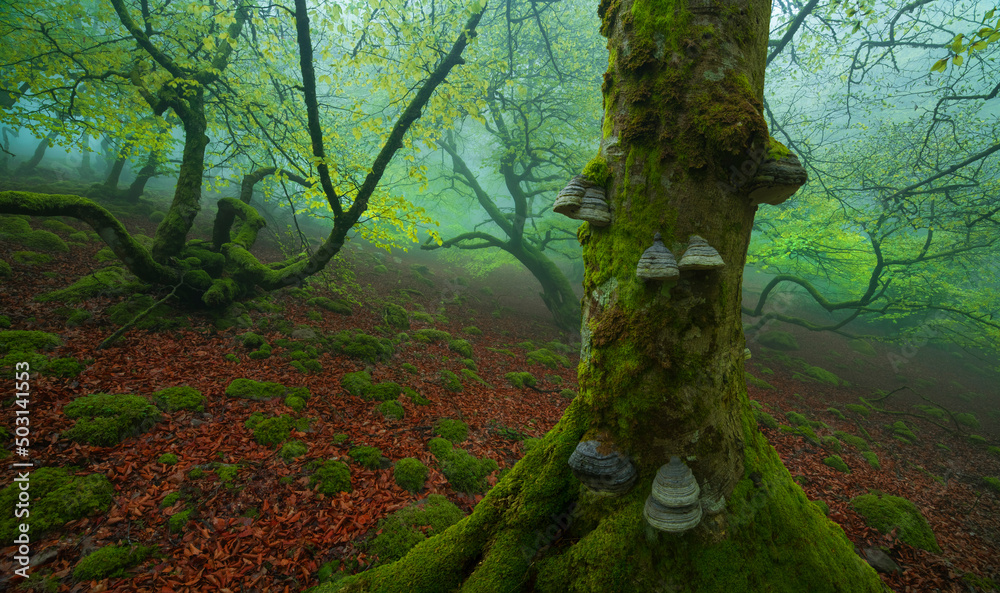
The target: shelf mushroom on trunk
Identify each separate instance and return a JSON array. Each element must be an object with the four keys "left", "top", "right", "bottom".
[{"left": 747, "top": 142, "right": 808, "bottom": 206}]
